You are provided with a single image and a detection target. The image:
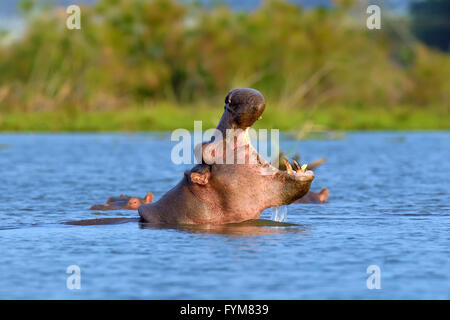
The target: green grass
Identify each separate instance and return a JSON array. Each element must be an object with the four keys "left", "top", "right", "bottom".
[{"left": 0, "top": 104, "right": 448, "bottom": 132}]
